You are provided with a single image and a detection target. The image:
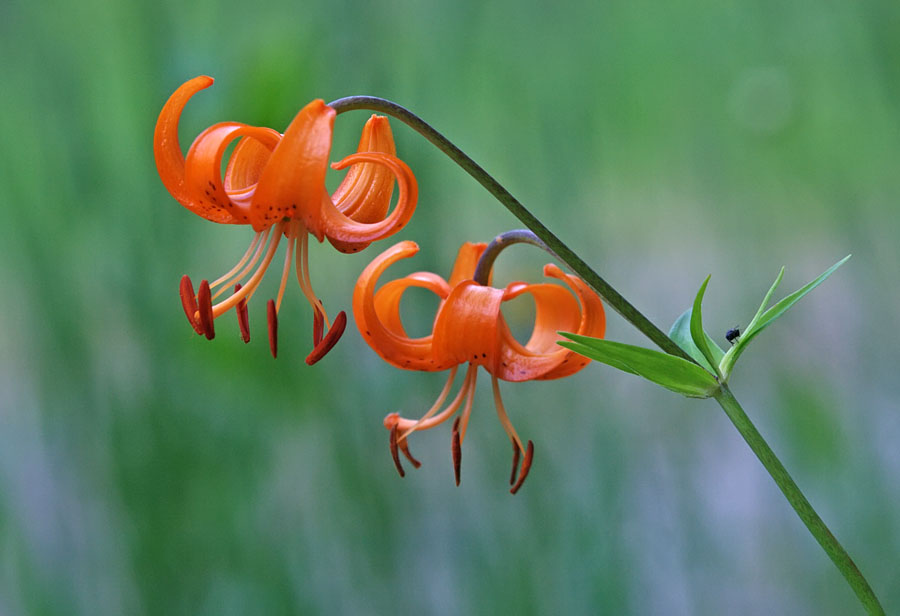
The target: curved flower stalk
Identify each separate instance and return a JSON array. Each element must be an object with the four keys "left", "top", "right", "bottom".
[
  {"left": 154, "top": 76, "right": 418, "bottom": 363},
  {"left": 353, "top": 238, "right": 606, "bottom": 493}
]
